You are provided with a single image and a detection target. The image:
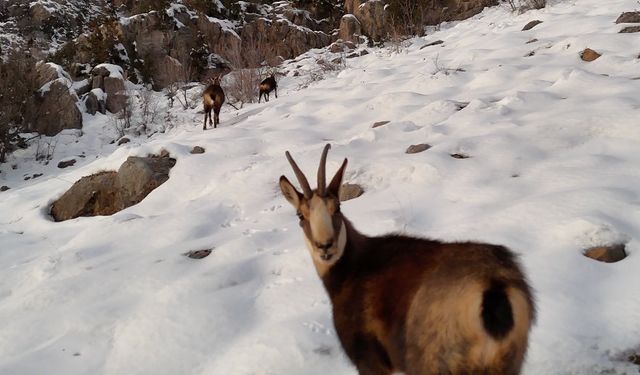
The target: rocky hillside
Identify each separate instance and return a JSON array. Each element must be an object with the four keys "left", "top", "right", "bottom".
[
  {"left": 0, "top": 0, "right": 503, "bottom": 163},
  {"left": 0, "top": 0, "right": 109, "bottom": 58}
]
